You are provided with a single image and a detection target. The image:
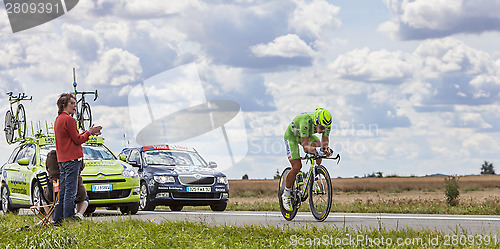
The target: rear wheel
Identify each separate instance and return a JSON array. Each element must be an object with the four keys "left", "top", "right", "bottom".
[
  {"left": 169, "top": 205, "right": 183, "bottom": 211},
  {"left": 210, "top": 202, "right": 227, "bottom": 211},
  {"left": 308, "top": 165, "right": 332, "bottom": 221},
  {"left": 31, "top": 182, "right": 46, "bottom": 215},
  {"left": 80, "top": 102, "right": 92, "bottom": 131},
  {"left": 139, "top": 182, "right": 155, "bottom": 211},
  {"left": 278, "top": 167, "right": 299, "bottom": 221},
  {"left": 120, "top": 203, "right": 139, "bottom": 215},
  {"left": 4, "top": 111, "right": 14, "bottom": 144},
  {"left": 16, "top": 104, "right": 26, "bottom": 139},
  {"left": 1, "top": 186, "right": 19, "bottom": 214}
]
